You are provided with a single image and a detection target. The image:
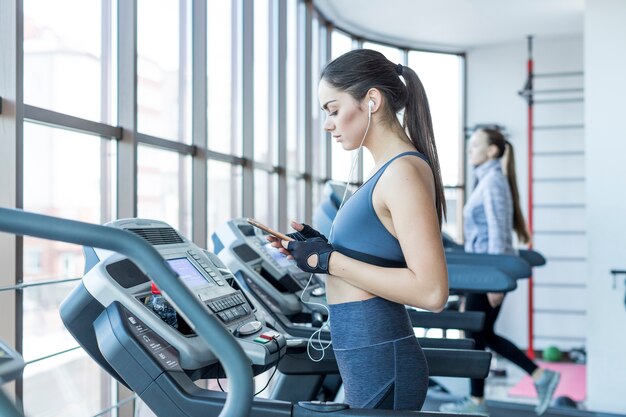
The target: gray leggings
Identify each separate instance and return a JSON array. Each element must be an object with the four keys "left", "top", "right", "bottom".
[{"left": 329, "top": 297, "right": 428, "bottom": 411}]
